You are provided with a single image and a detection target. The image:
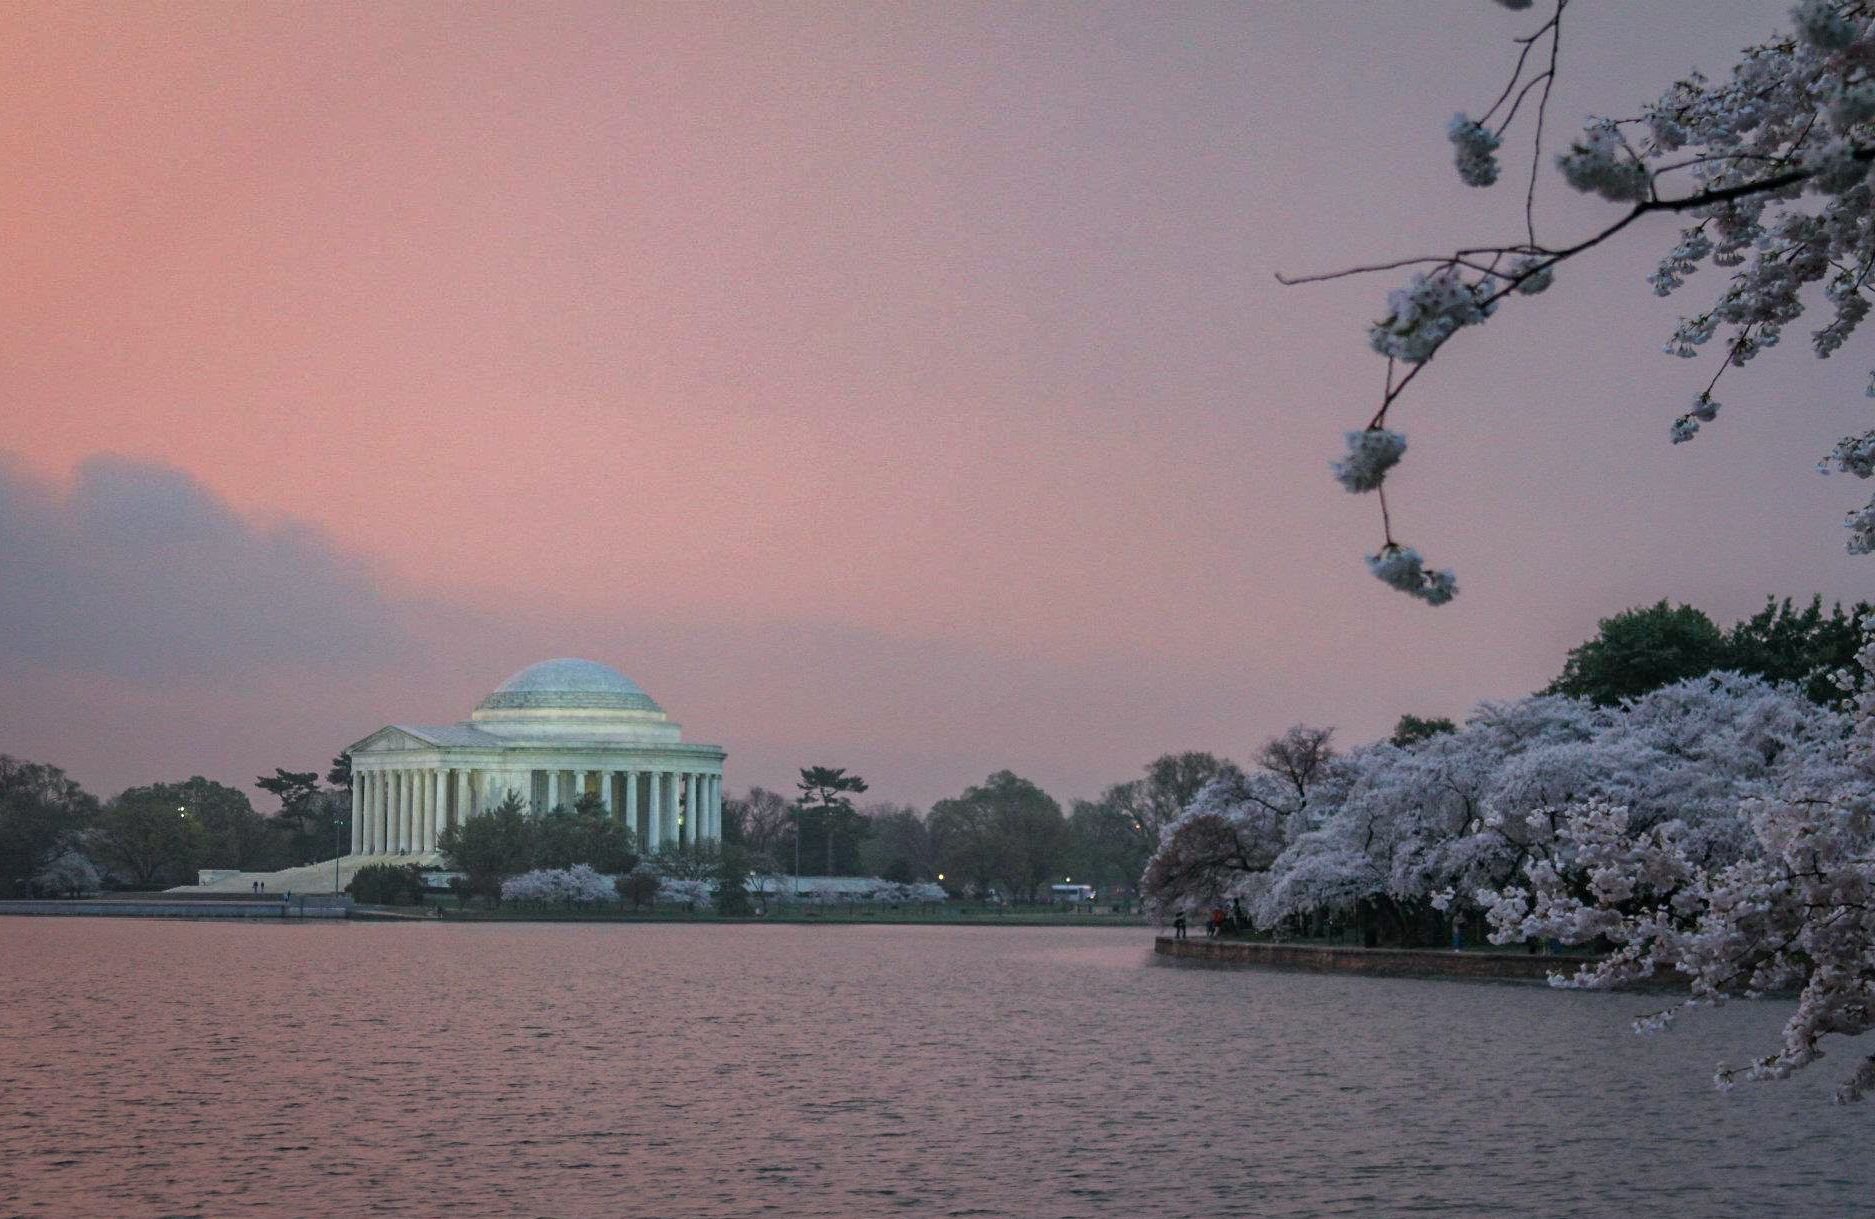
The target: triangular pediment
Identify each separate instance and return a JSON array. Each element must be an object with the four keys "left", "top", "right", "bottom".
[{"left": 347, "top": 726, "right": 438, "bottom": 754}]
